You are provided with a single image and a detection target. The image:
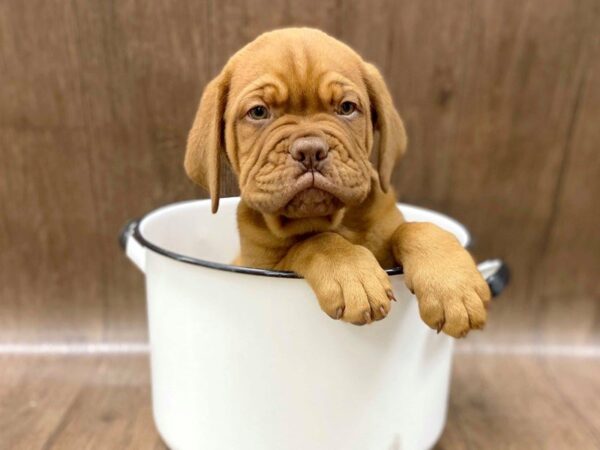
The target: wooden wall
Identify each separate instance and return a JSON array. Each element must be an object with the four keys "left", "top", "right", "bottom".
[{"left": 1, "top": 0, "right": 598, "bottom": 345}]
